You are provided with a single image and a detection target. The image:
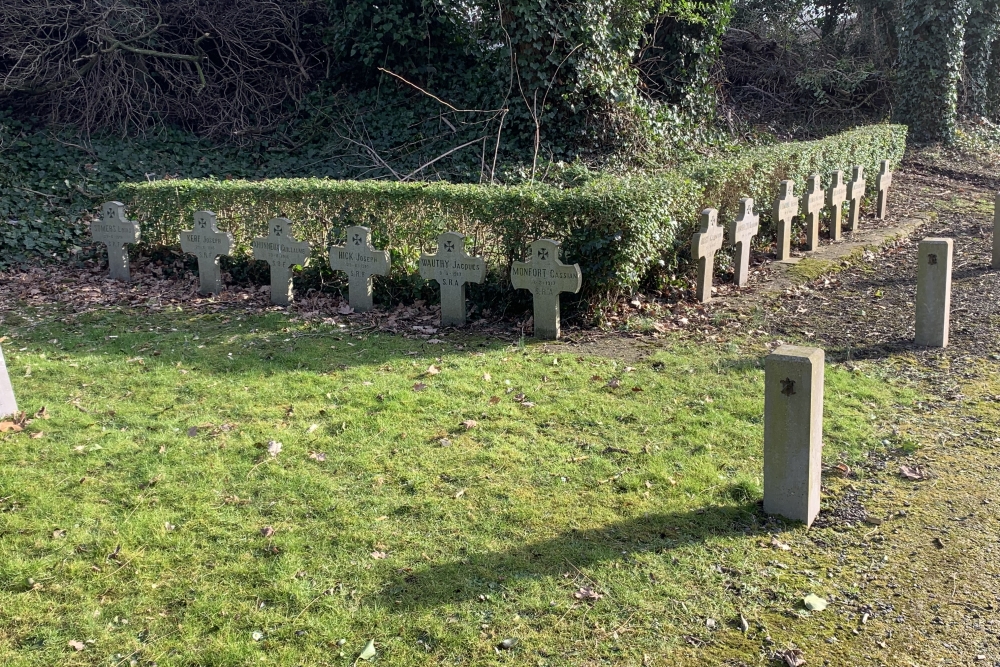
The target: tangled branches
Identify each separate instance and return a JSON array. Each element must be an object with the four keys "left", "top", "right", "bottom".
[{"left": 0, "top": 0, "right": 323, "bottom": 136}]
